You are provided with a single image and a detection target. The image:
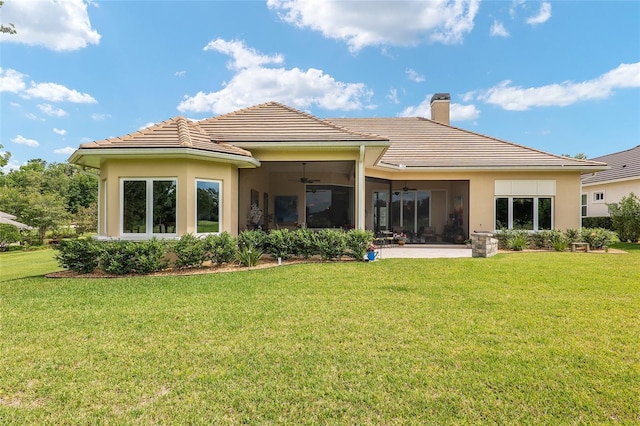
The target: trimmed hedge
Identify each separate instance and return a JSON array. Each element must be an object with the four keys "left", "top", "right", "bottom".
[
  {"left": 582, "top": 216, "right": 613, "bottom": 230},
  {"left": 54, "top": 228, "right": 376, "bottom": 275}
]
